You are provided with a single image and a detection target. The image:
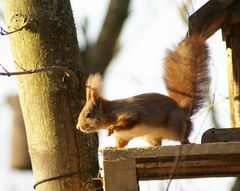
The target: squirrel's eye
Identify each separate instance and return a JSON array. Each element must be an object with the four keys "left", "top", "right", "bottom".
[{"left": 86, "top": 112, "right": 93, "bottom": 118}]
